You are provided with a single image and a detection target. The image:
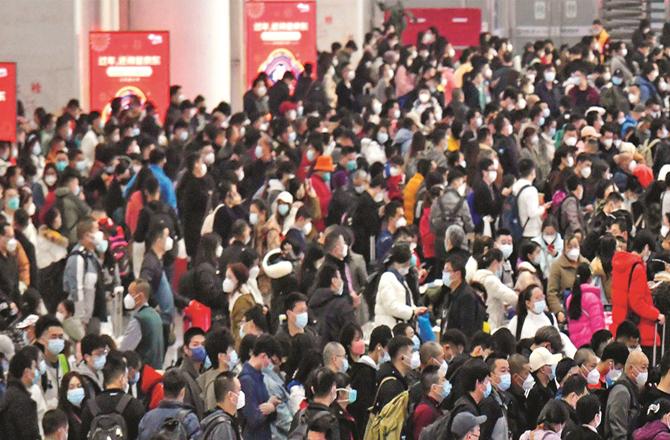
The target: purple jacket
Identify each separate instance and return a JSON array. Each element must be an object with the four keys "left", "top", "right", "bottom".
[
  {"left": 634, "top": 420, "right": 670, "bottom": 440},
  {"left": 566, "top": 284, "right": 606, "bottom": 348}
]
